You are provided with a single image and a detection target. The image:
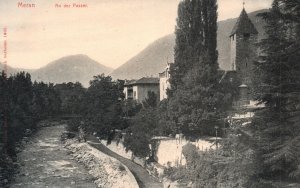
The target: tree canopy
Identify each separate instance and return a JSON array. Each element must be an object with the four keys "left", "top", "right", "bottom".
[
  {"left": 167, "top": 0, "right": 235, "bottom": 137},
  {"left": 252, "top": 0, "right": 300, "bottom": 180}
]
